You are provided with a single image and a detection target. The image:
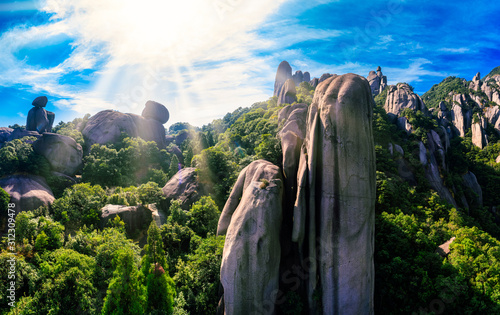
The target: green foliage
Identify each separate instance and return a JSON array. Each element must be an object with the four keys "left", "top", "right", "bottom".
[
  {"left": 255, "top": 134, "right": 282, "bottom": 166},
  {"left": 16, "top": 212, "right": 64, "bottom": 253},
  {"left": 51, "top": 183, "right": 107, "bottom": 229},
  {"left": 15, "top": 248, "right": 97, "bottom": 314},
  {"left": 142, "top": 222, "right": 175, "bottom": 314},
  {"left": 174, "top": 235, "right": 225, "bottom": 315},
  {"left": 0, "top": 253, "right": 38, "bottom": 312},
  {"left": 82, "top": 136, "right": 172, "bottom": 187},
  {"left": 160, "top": 221, "right": 200, "bottom": 274},
  {"left": 0, "top": 187, "right": 9, "bottom": 219},
  {"left": 192, "top": 147, "right": 238, "bottom": 208},
  {"left": 169, "top": 122, "right": 198, "bottom": 134},
  {"left": 136, "top": 181, "right": 165, "bottom": 205},
  {"left": 296, "top": 81, "right": 315, "bottom": 105},
  {"left": 187, "top": 196, "right": 220, "bottom": 238},
  {"left": 53, "top": 121, "right": 84, "bottom": 146},
  {"left": 167, "top": 200, "right": 189, "bottom": 226},
  {"left": 422, "top": 76, "right": 469, "bottom": 109},
  {"left": 0, "top": 136, "right": 51, "bottom": 177},
  {"left": 486, "top": 65, "right": 500, "bottom": 78},
  {"left": 102, "top": 248, "right": 146, "bottom": 315}
]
